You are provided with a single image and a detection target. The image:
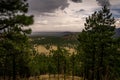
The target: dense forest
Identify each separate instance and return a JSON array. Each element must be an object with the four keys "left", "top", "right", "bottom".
[{"left": 0, "top": 0, "right": 120, "bottom": 80}]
